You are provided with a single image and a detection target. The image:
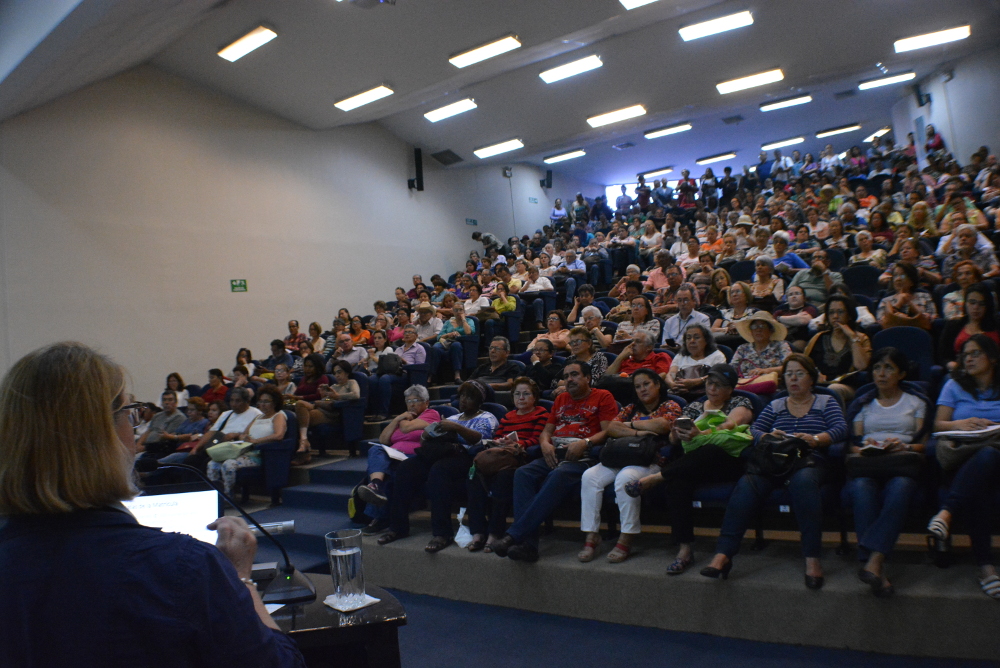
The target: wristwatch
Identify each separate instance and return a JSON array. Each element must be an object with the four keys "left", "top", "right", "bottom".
[{"left": 584, "top": 438, "right": 592, "bottom": 446}]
